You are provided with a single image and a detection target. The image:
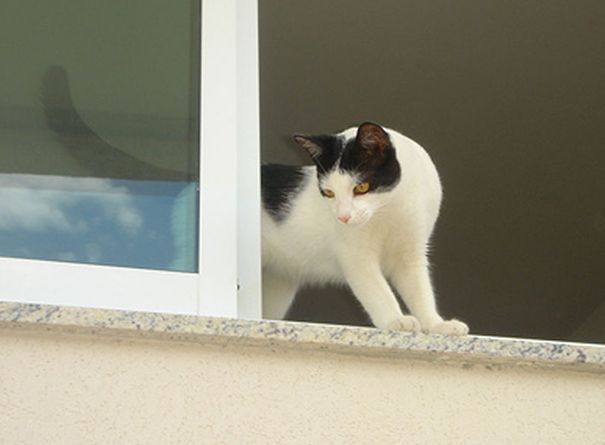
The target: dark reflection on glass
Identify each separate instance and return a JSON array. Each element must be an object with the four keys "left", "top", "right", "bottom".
[
  {"left": 0, "top": 0, "right": 200, "bottom": 272},
  {"left": 41, "top": 66, "right": 198, "bottom": 183}
]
